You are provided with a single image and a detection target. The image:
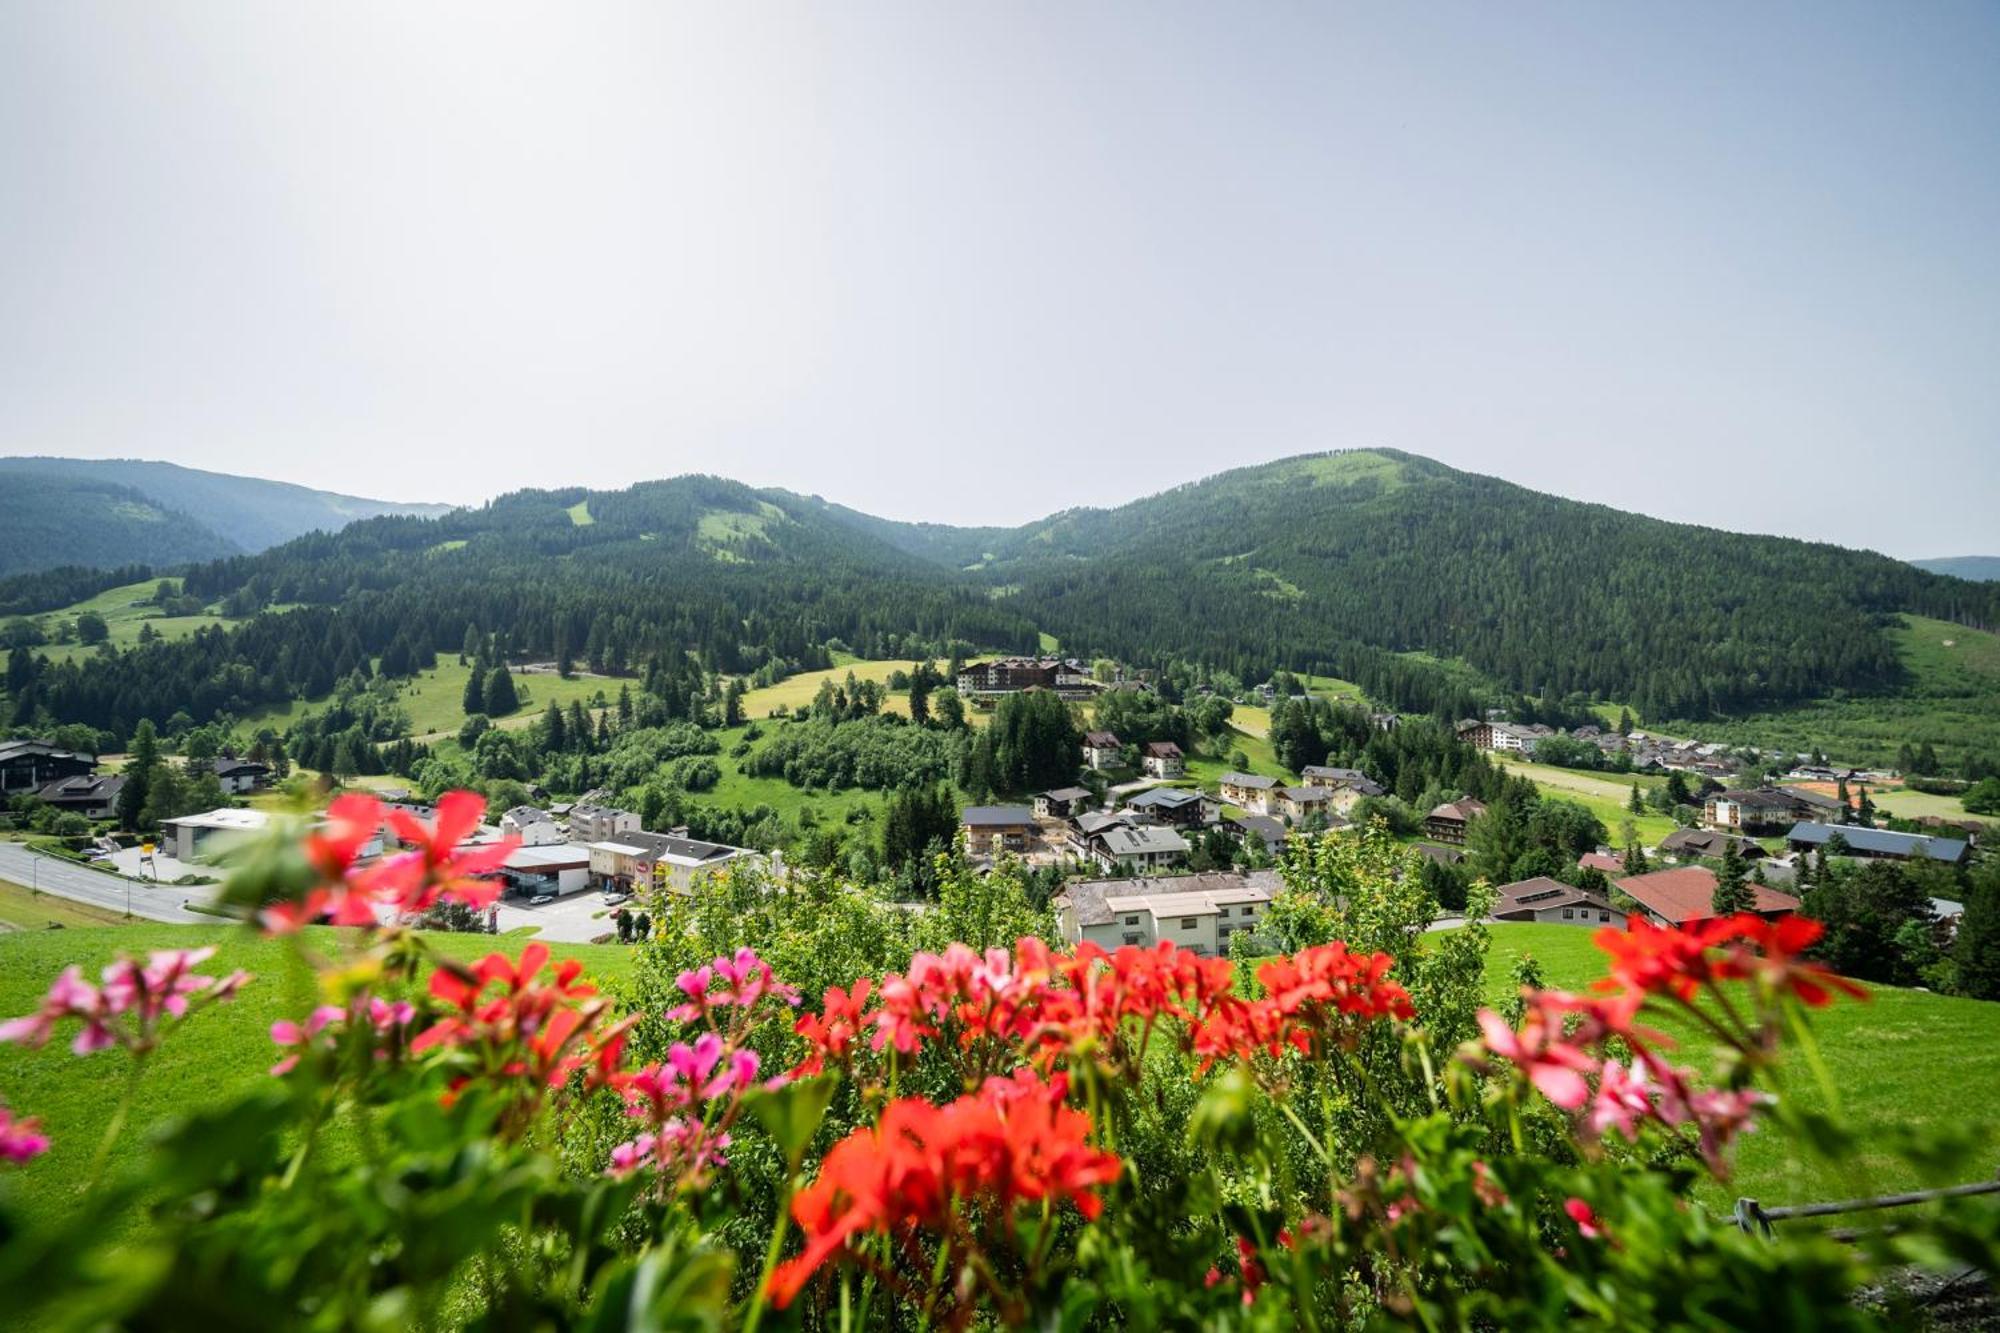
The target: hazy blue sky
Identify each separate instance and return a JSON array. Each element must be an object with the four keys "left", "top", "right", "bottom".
[{"left": 2, "top": 4, "right": 1996, "bottom": 556}]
